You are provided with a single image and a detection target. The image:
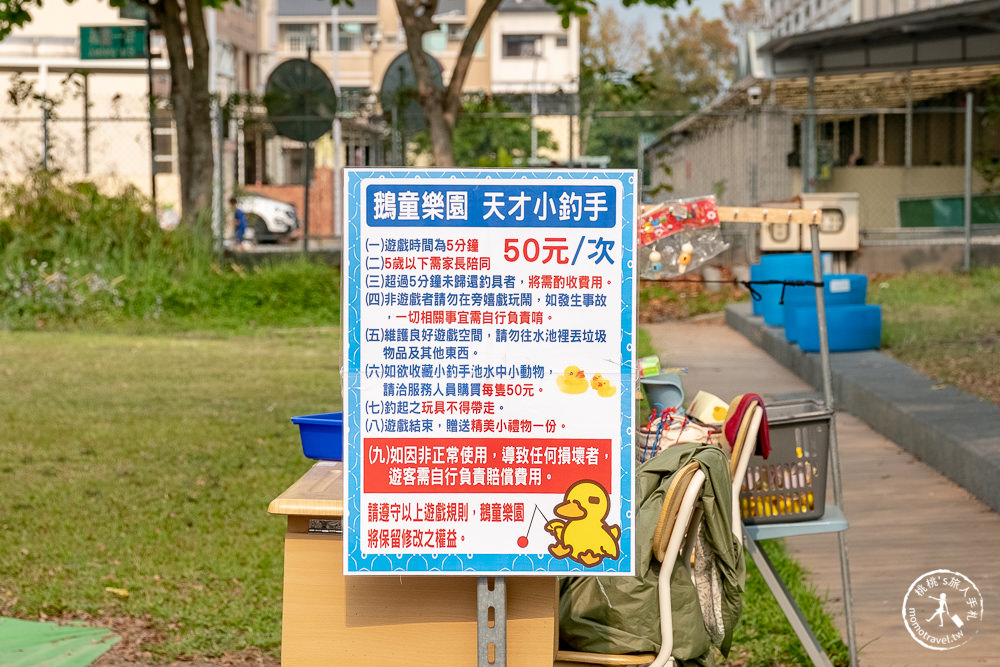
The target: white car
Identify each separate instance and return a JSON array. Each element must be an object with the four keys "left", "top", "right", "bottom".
[{"left": 237, "top": 194, "right": 299, "bottom": 243}]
